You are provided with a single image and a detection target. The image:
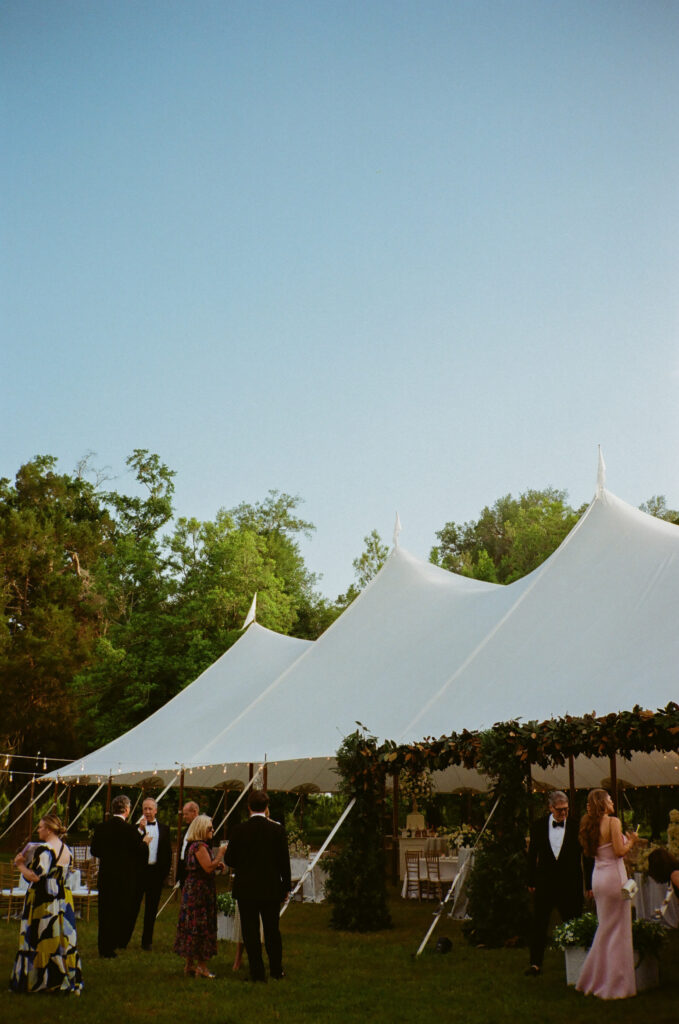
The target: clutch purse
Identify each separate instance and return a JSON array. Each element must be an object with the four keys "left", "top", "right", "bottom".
[{"left": 621, "top": 878, "right": 638, "bottom": 900}]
